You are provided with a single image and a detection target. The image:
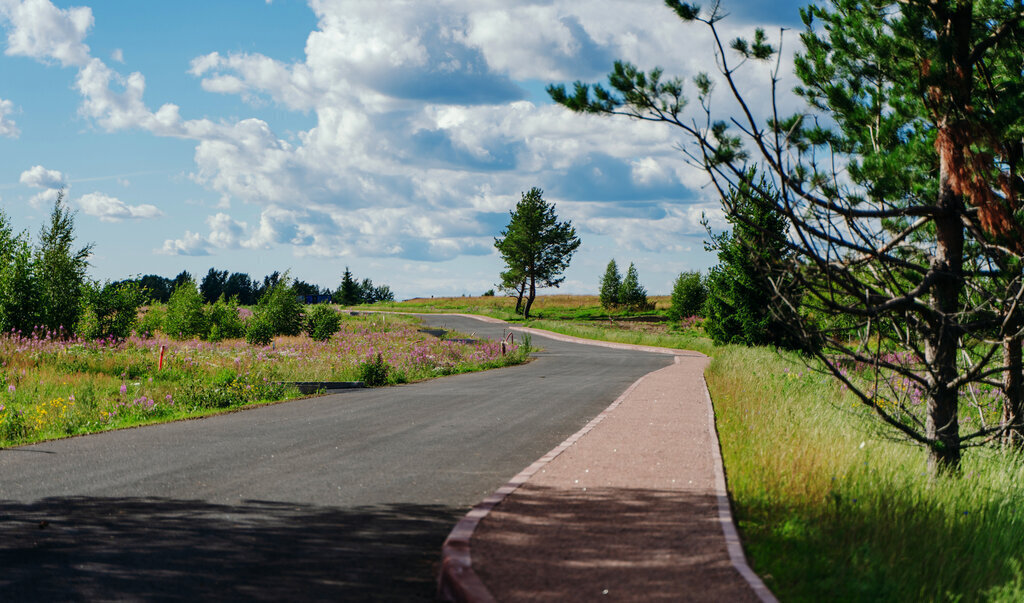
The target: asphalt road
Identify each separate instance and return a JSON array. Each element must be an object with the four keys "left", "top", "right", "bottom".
[{"left": 0, "top": 314, "right": 673, "bottom": 601}]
